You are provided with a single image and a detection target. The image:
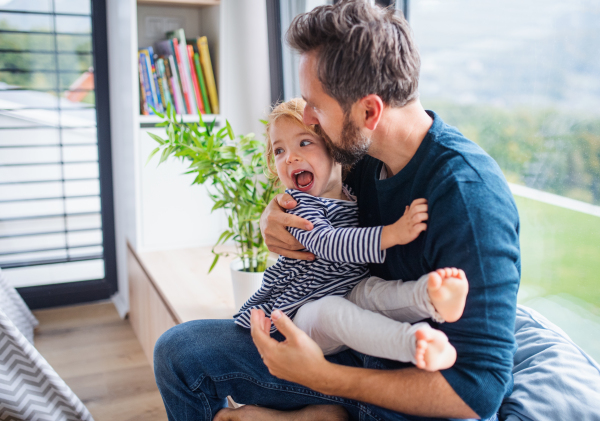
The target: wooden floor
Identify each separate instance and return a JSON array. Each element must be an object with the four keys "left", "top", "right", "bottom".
[{"left": 33, "top": 301, "right": 168, "bottom": 421}]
